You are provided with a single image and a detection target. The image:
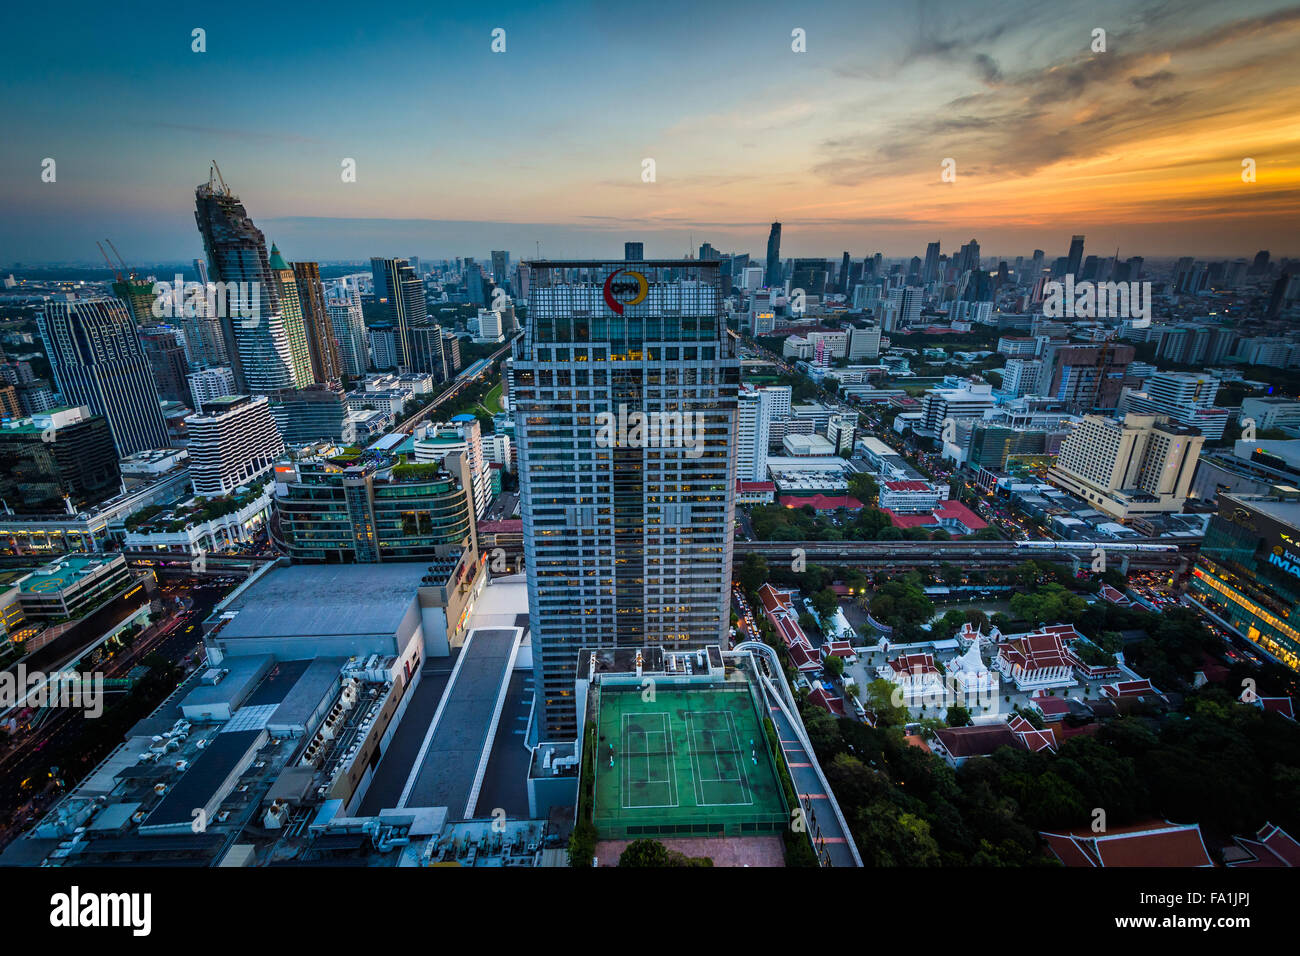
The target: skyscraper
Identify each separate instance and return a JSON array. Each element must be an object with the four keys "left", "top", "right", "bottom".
[
  {"left": 326, "top": 284, "right": 368, "bottom": 379},
  {"left": 268, "top": 245, "right": 314, "bottom": 387},
  {"left": 291, "top": 261, "right": 342, "bottom": 385},
  {"left": 1066, "top": 234, "right": 1086, "bottom": 276},
  {"left": 193, "top": 167, "right": 297, "bottom": 393},
  {"left": 513, "top": 259, "right": 740, "bottom": 738},
  {"left": 765, "top": 222, "right": 782, "bottom": 288},
  {"left": 624, "top": 241, "right": 644, "bottom": 261},
  {"left": 37, "top": 297, "right": 170, "bottom": 457},
  {"left": 371, "top": 258, "right": 424, "bottom": 369},
  {"left": 922, "top": 242, "right": 941, "bottom": 284}
]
